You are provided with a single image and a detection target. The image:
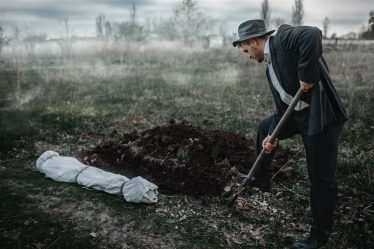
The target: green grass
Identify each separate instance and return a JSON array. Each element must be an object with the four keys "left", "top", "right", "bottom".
[
  {"left": 0, "top": 159, "right": 101, "bottom": 249},
  {"left": 0, "top": 43, "right": 373, "bottom": 248}
]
